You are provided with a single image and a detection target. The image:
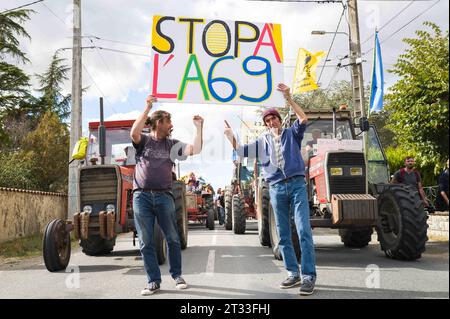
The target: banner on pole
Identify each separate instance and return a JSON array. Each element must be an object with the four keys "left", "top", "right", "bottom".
[
  {"left": 150, "top": 15, "right": 285, "bottom": 108},
  {"left": 292, "top": 48, "right": 325, "bottom": 94}
]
